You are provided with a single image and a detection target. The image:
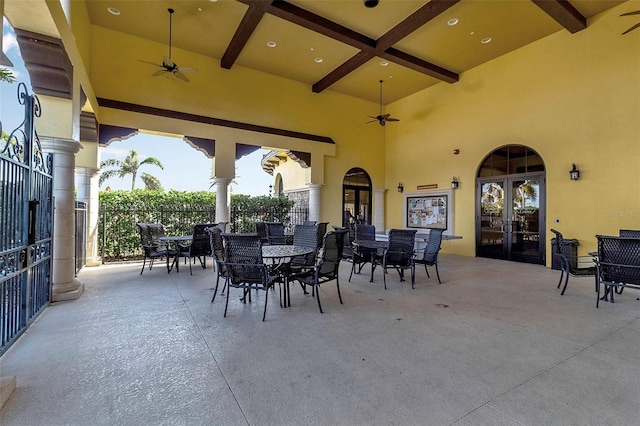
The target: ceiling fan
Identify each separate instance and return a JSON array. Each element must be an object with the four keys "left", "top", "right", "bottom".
[
  {"left": 366, "top": 80, "right": 399, "bottom": 126},
  {"left": 138, "top": 8, "right": 198, "bottom": 82},
  {"left": 620, "top": 10, "right": 640, "bottom": 35}
]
